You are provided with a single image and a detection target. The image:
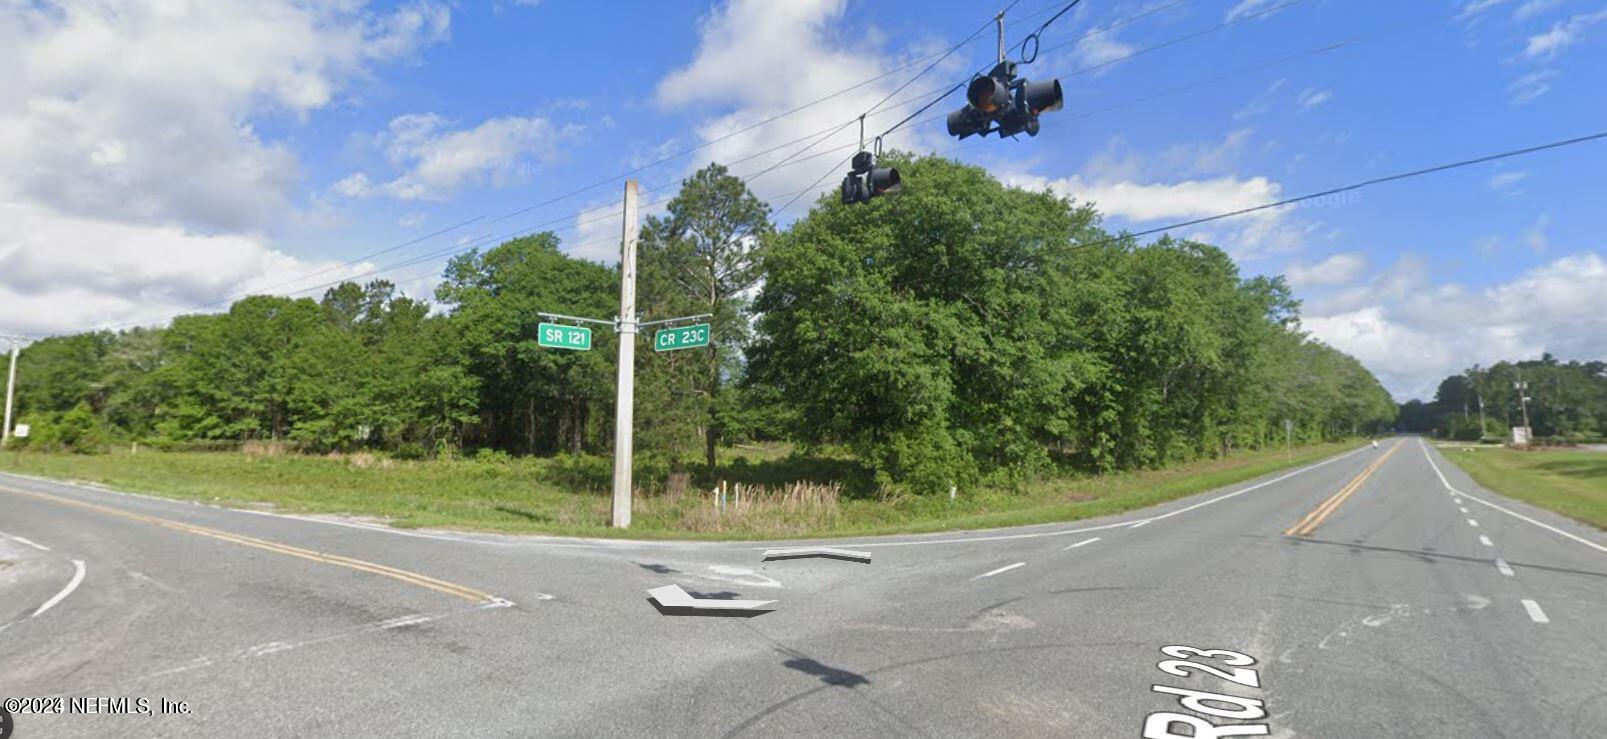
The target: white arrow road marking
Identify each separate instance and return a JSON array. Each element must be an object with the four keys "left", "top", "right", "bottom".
[
  {"left": 762, "top": 546, "right": 872, "bottom": 563},
  {"left": 1521, "top": 599, "right": 1549, "bottom": 624},
  {"left": 647, "top": 584, "right": 776, "bottom": 611},
  {"left": 33, "top": 559, "right": 85, "bottom": 618},
  {"left": 973, "top": 562, "right": 1026, "bottom": 580},
  {"left": 701, "top": 565, "right": 782, "bottom": 588}
]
